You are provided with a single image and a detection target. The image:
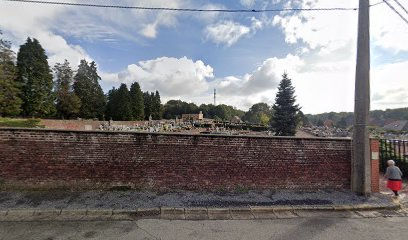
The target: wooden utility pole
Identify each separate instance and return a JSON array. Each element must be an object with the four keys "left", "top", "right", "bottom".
[{"left": 352, "top": 0, "right": 371, "bottom": 195}]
